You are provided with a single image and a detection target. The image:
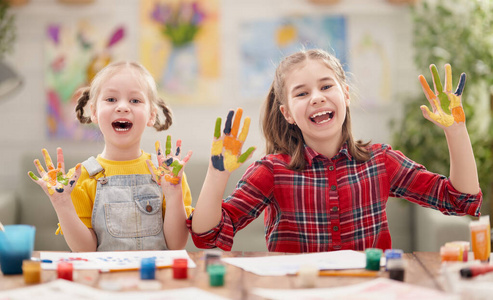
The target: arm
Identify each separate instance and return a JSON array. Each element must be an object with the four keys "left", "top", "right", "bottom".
[
  {"left": 191, "top": 108, "right": 256, "bottom": 233},
  {"left": 28, "top": 148, "right": 98, "bottom": 251},
  {"left": 148, "top": 136, "right": 192, "bottom": 250},
  {"left": 419, "top": 64, "right": 480, "bottom": 195}
]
